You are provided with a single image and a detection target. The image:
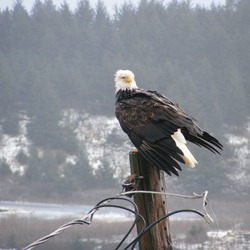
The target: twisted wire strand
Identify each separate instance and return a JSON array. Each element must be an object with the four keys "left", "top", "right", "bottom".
[{"left": 22, "top": 196, "right": 134, "bottom": 250}]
